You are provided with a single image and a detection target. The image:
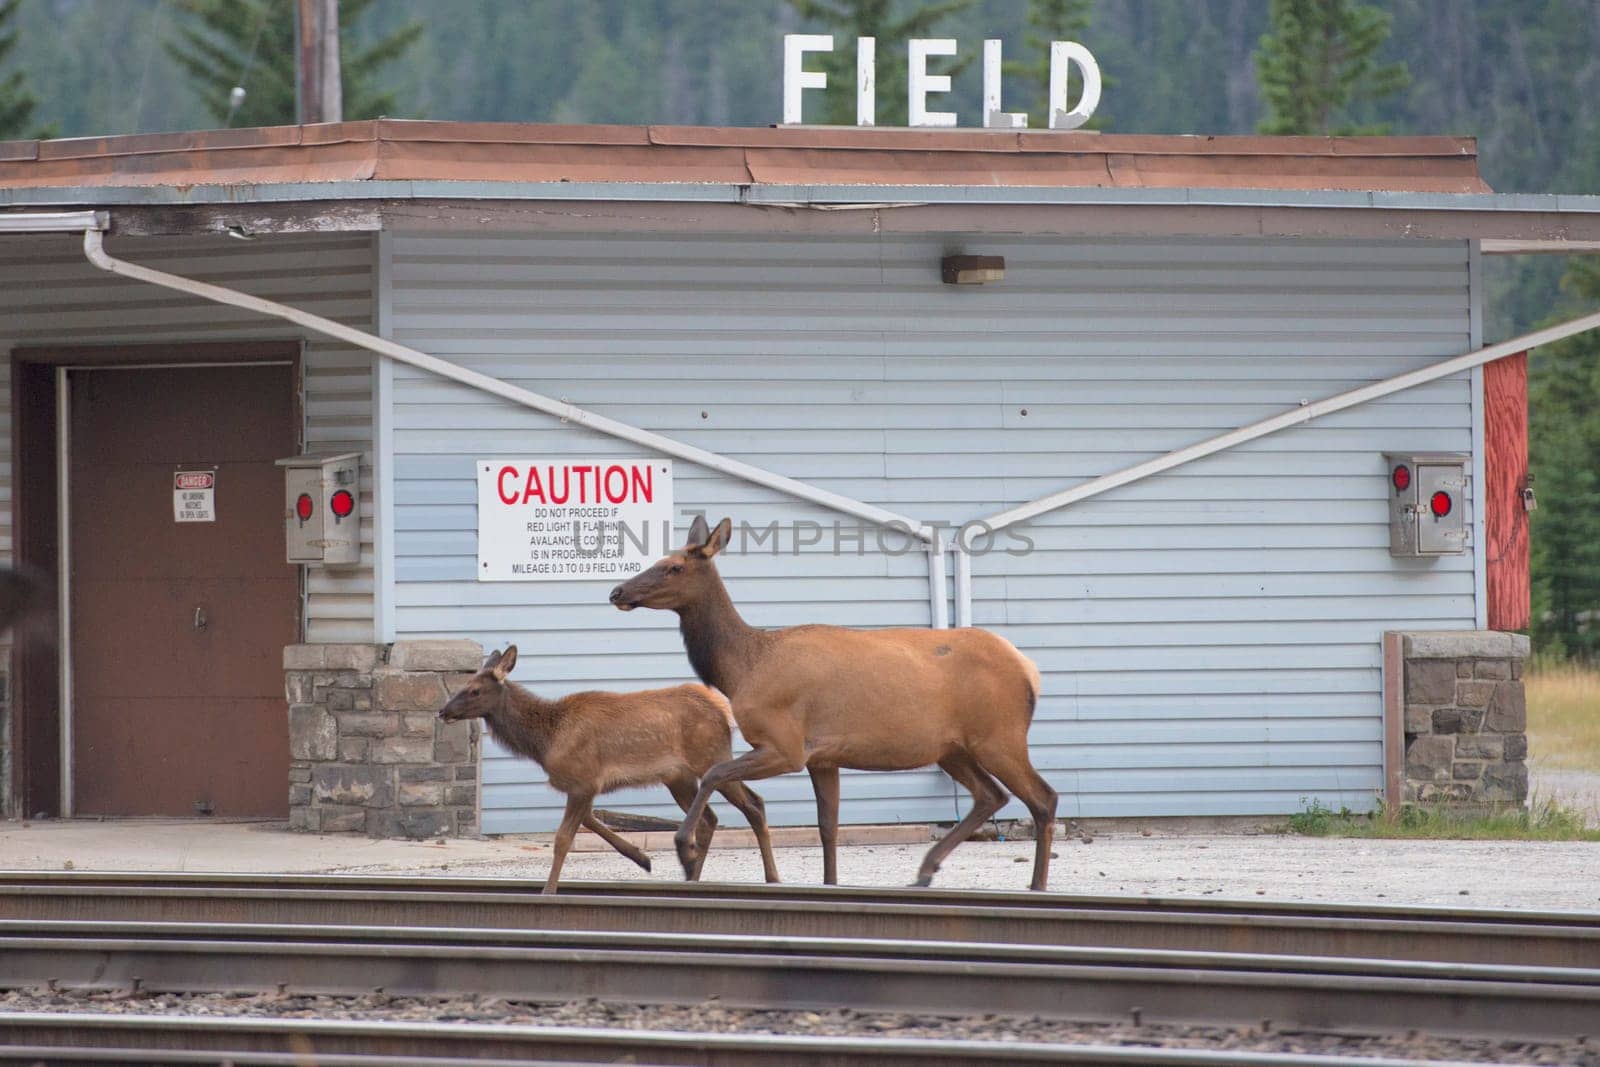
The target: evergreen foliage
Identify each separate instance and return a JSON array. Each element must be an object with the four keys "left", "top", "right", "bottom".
[
  {"left": 1002, "top": 0, "right": 1098, "bottom": 129},
  {"left": 0, "top": 0, "right": 51, "bottom": 138},
  {"left": 165, "top": 0, "right": 422, "bottom": 126},
  {"left": 1254, "top": 0, "right": 1409, "bottom": 133},
  {"left": 784, "top": 0, "right": 975, "bottom": 126}
]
